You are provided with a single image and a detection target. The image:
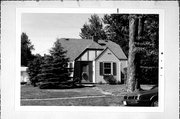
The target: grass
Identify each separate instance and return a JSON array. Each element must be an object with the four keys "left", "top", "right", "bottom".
[
  {"left": 21, "top": 84, "right": 127, "bottom": 106},
  {"left": 96, "top": 84, "right": 127, "bottom": 95},
  {"left": 21, "top": 95, "right": 124, "bottom": 106},
  {"left": 21, "top": 85, "right": 104, "bottom": 99},
  {"left": 21, "top": 84, "right": 154, "bottom": 106}
]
